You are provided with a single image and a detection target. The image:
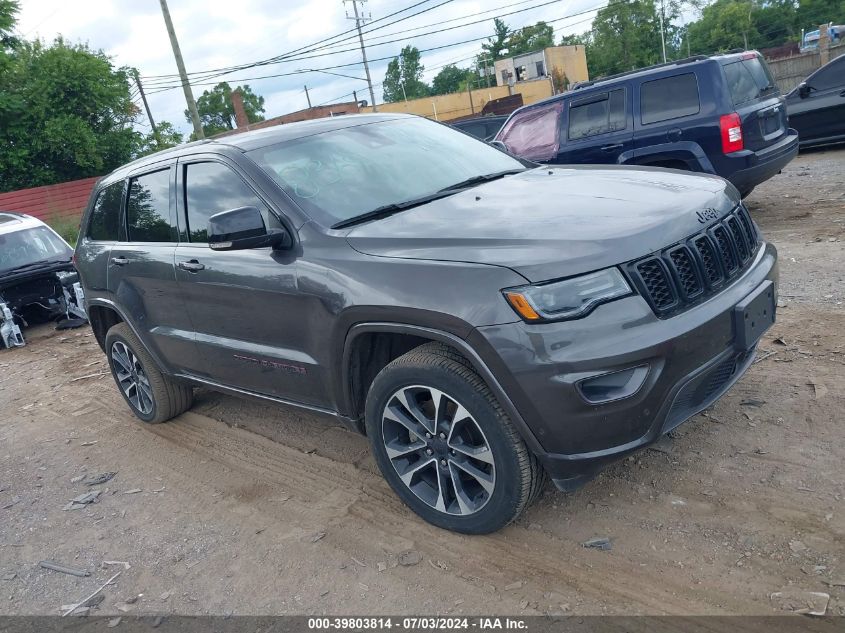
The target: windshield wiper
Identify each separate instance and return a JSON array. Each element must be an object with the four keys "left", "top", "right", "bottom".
[
  {"left": 331, "top": 190, "right": 463, "bottom": 229},
  {"left": 437, "top": 168, "right": 526, "bottom": 193},
  {"left": 3, "top": 258, "right": 69, "bottom": 274}
]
